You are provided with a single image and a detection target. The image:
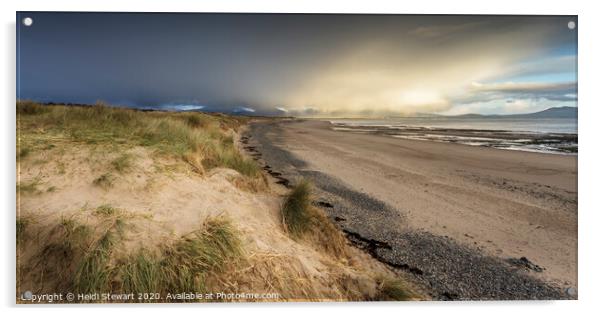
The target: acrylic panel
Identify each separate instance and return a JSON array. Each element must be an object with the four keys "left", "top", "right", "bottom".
[{"left": 16, "top": 12, "right": 578, "bottom": 303}]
